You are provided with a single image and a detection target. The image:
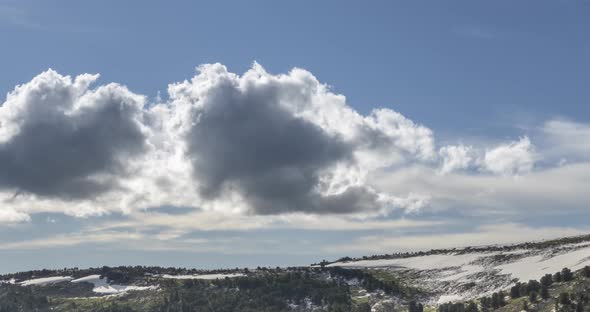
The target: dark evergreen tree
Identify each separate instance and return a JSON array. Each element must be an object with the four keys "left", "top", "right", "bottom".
[
  {"left": 480, "top": 297, "right": 491, "bottom": 312},
  {"left": 498, "top": 291, "right": 506, "bottom": 306},
  {"left": 491, "top": 293, "right": 500, "bottom": 309},
  {"left": 529, "top": 291, "right": 537, "bottom": 303},
  {"left": 561, "top": 268, "right": 573, "bottom": 282},
  {"left": 466, "top": 301, "right": 478, "bottom": 312},
  {"left": 527, "top": 280, "right": 541, "bottom": 294},
  {"left": 541, "top": 285, "right": 550, "bottom": 300},
  {"left": 559, "top": 292, "right": 571, "bottom": 305},
  {"left": 540, "top": 274, "right": 553, "bottom": 287},
  {"left": 510, "top": 283, "right": 521, "bottom": 298},
  {"left": 354, "top": 302, "right": 371, "bottom": 312},
  {"left": 409, "top": 300, "right": 424, "bottom": 312}
]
